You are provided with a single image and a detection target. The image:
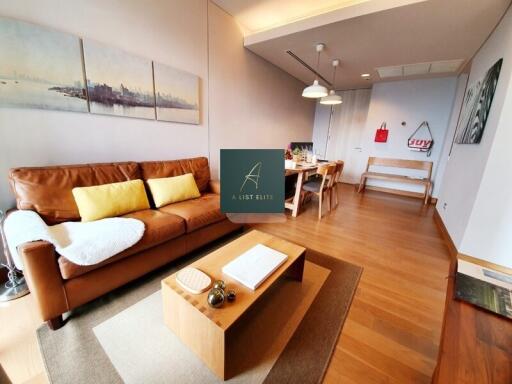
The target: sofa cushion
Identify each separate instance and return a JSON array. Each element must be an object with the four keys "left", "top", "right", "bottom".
[
  {"left": 147, "top": 174, "right": 200, "bottom": 207},
  {"left": 139, "top": 157, "right": 210, "bottom": 194},
  {"left": 72, "top": 180, "right": 150, "bottom": 221},
  {"left": 58, "top": 209, "right": 185, "bottom": 279},
  {"left": 9, "top": 162, "right": 141, "bottom": 224},
  {"left": 158, "top": 193, "right": 225, "bottom": 233}
]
